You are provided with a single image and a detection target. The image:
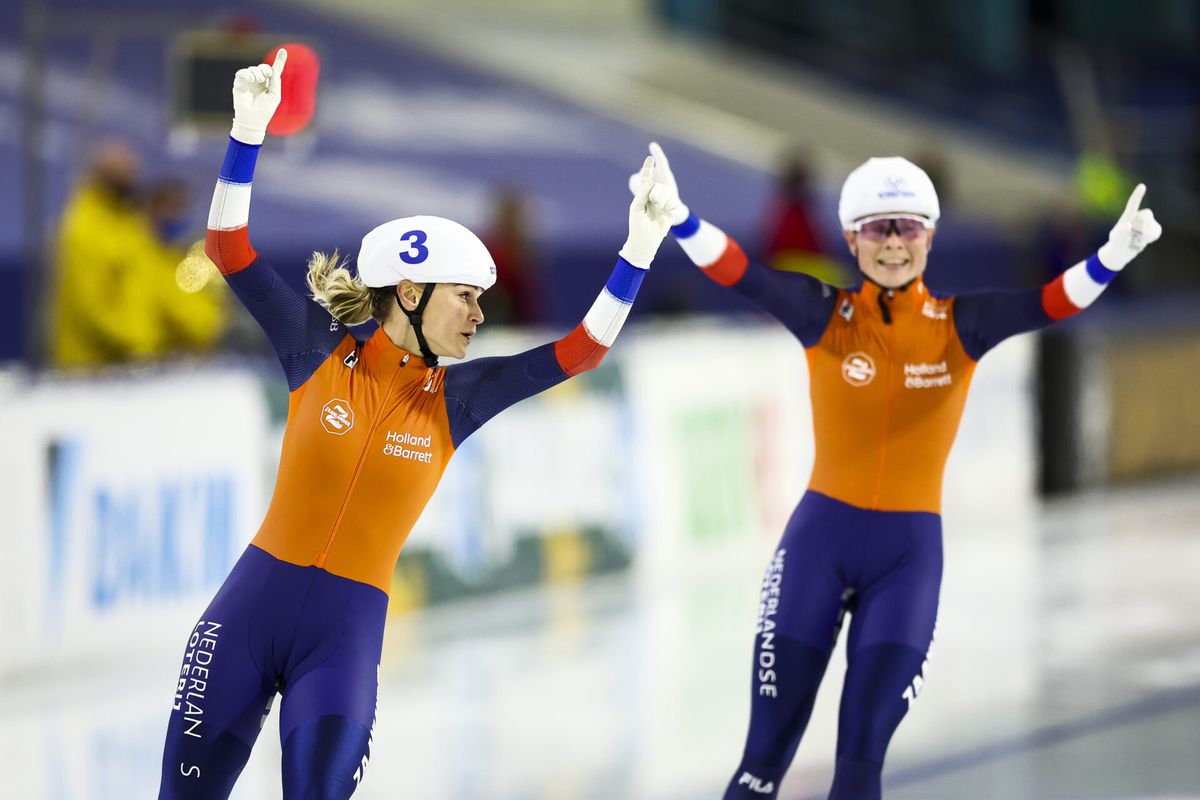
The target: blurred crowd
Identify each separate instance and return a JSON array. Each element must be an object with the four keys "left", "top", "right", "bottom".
[
  {"left": 41, "top": 139, "right": 558, "bottom": 372},
  {"left": 27, "top": 0, "right": 1200, "bottom": 372},
  {"left": 47, "top": 140, "right": 229, "bottom": 369},
  {"left": 40, "top": 136, "right": 1175, "bottom": 372}
]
